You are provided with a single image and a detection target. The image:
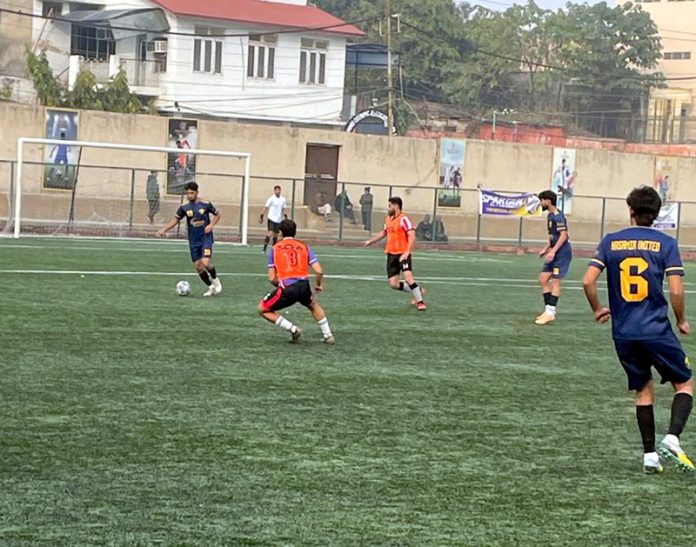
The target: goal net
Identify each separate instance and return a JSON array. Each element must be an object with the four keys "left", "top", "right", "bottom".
[{"left": 5, "top": 137, "right": 251, "bottom": 244}]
